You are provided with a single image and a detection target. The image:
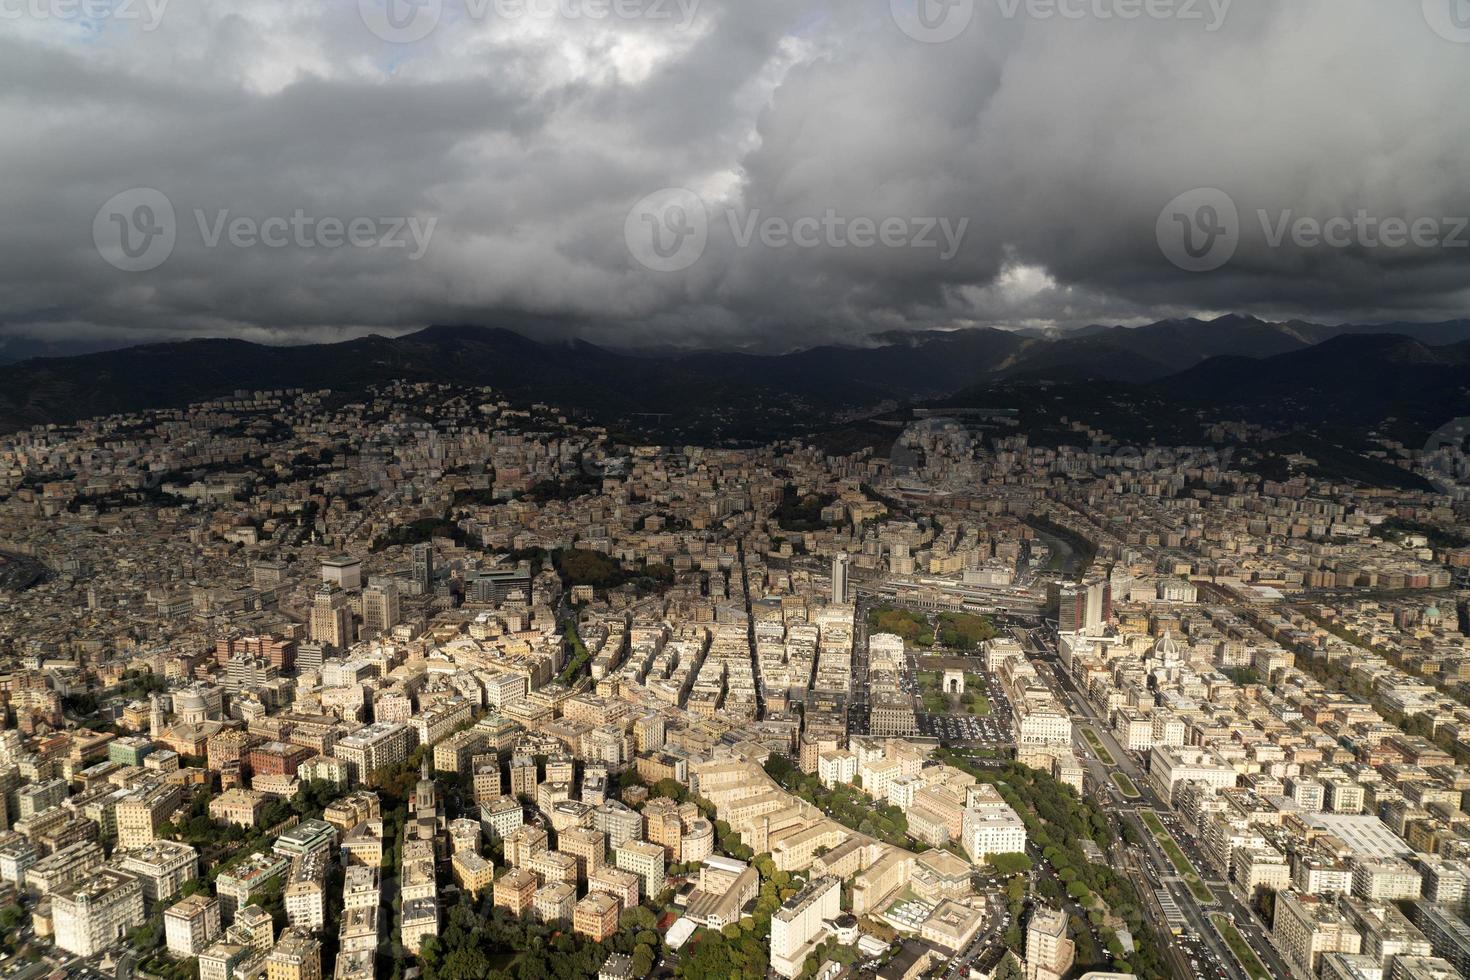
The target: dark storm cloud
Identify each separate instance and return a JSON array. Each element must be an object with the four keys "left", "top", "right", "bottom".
[{"left": 2, "top": 0, "right": 1469, "bottom": 352}]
